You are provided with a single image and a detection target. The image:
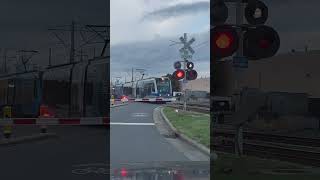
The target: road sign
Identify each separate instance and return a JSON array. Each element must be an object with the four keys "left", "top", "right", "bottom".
[
  {"left": 174, "top": 61, "right": 181, "bottom": 69},
  {"left": 179, "top": 34, "right": 195, "bottom": 55},
  {"left": 233, "top": 56, "right": 248, "bottom": 68},
  {"left": 181, "top": 53, "right": 192, "bottom": 59}
]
